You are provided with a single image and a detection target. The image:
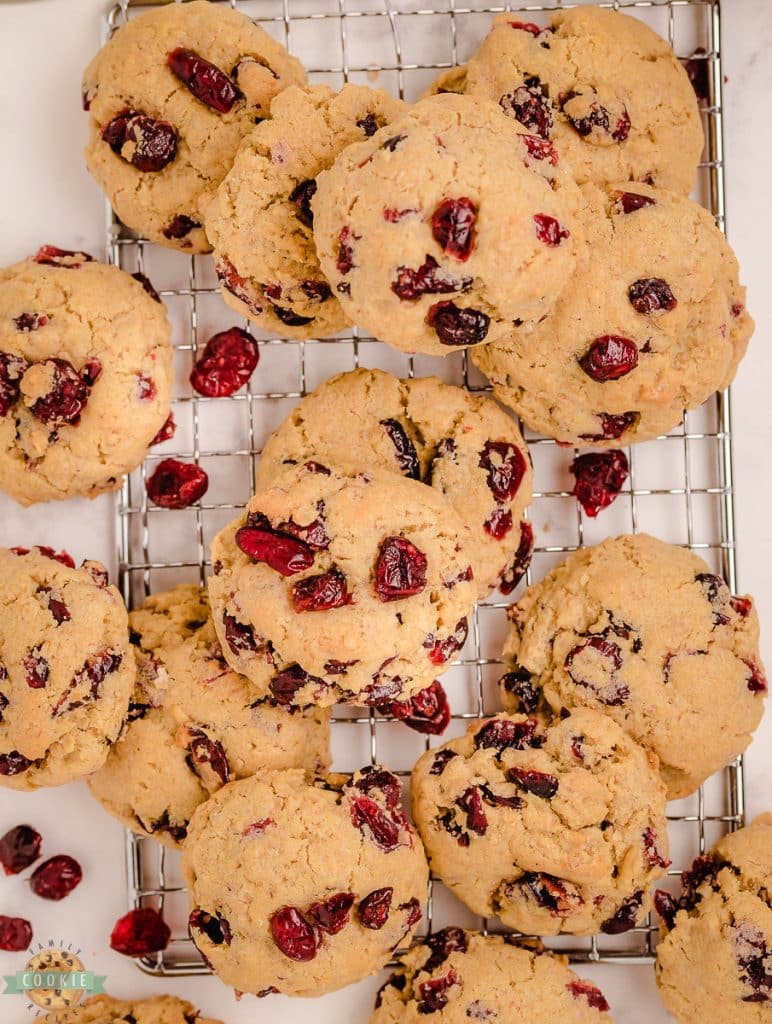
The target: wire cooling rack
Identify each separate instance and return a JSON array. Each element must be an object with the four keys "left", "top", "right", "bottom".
[{"left": 108, "top": 0, "right": 744, "bottom": 976}]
